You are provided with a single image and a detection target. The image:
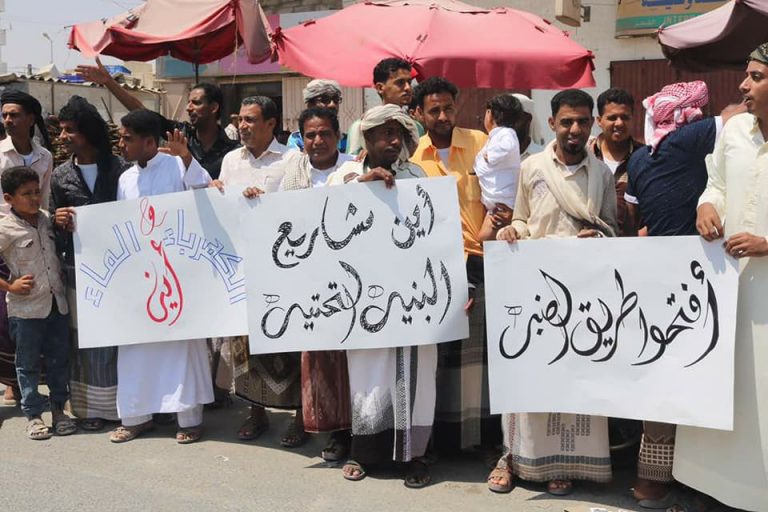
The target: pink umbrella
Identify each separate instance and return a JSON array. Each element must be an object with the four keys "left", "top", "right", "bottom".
[
  {"left": 659, "top": 0, "right": 768, "bottom": 71},
  {"left": 69, "top": 0, "right": 272, "bottom": 78},
  {"left": 272, "top": 0, "right": 595, "bottom": 89}
]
